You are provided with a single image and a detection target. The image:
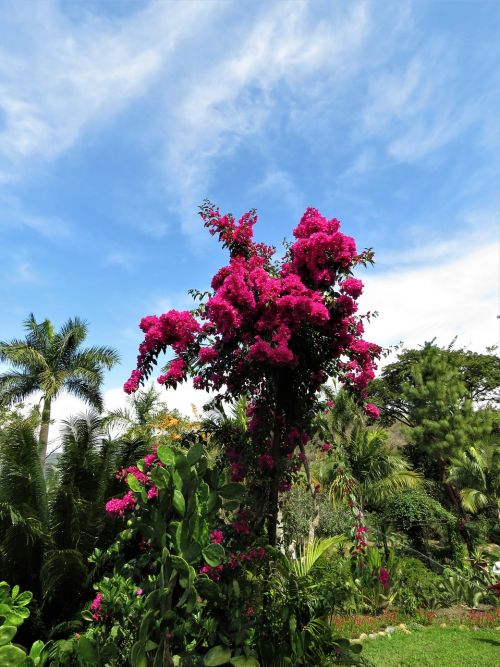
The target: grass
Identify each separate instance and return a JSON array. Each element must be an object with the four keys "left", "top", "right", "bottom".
[{"left": 360, "top": 626, "right": 500, "bottom": 667}]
